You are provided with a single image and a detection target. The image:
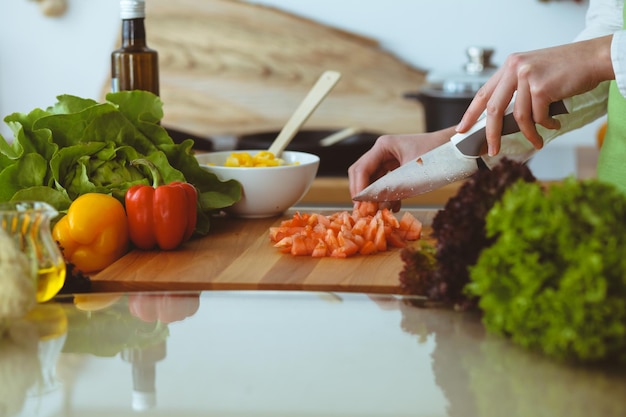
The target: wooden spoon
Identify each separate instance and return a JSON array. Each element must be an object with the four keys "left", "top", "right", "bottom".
[
  {"left": 319, "top": 127, "right": 360, "bottom": 147},
  {"left": 268, "top": 70, "right": 341, "bottom": 157}
]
